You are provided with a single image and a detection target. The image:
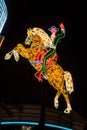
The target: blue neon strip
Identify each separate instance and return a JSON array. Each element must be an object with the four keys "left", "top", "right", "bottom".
[
  {"left": 30, "top": 61, "right": 42, "bottom": 64},
  {"left": 0, "top": 0, "right": 8, "bottom": 33},
  {"left": 0, "top": 121, "right": 74, "bottom": 130},
  {"left": 1, "top": 121, "right": 39, "bottom": 126},
  {"left": 45, "top": 123, "right": 74, "bottom": 130}
]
